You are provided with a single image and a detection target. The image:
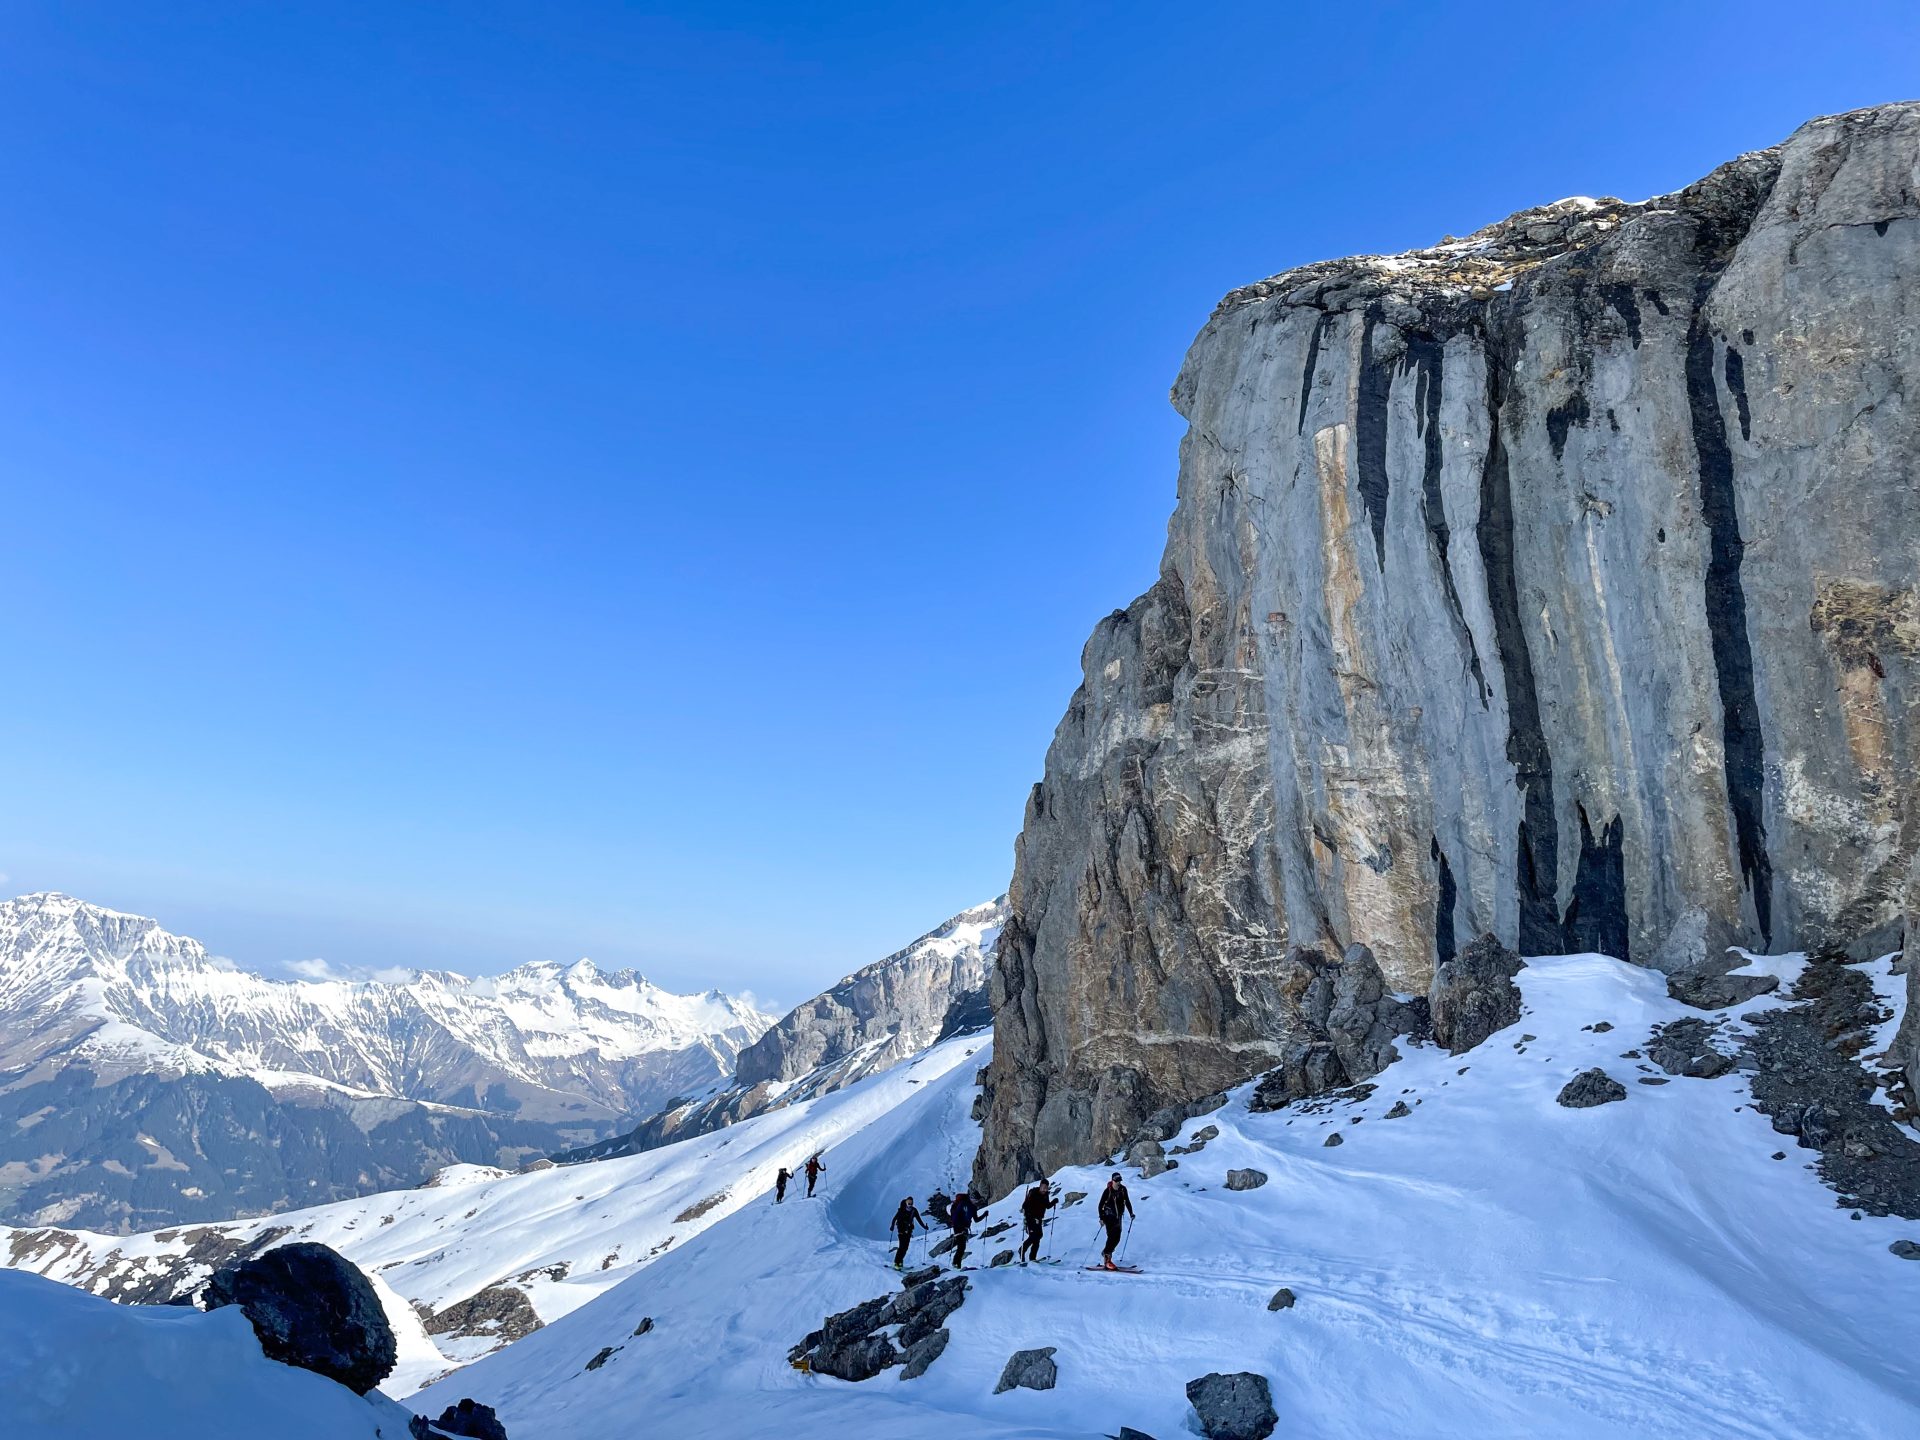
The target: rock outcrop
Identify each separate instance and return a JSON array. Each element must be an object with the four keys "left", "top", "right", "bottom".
[
  {"left": 201, "top": 1241, "right": 397, "bottom": 1395},
  {"left": 975, "top": 105, "right": 1920, "bottom": 1194},
  {"left": 1429, "top": 935, "right": 1526, "bottom": 1053}
]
